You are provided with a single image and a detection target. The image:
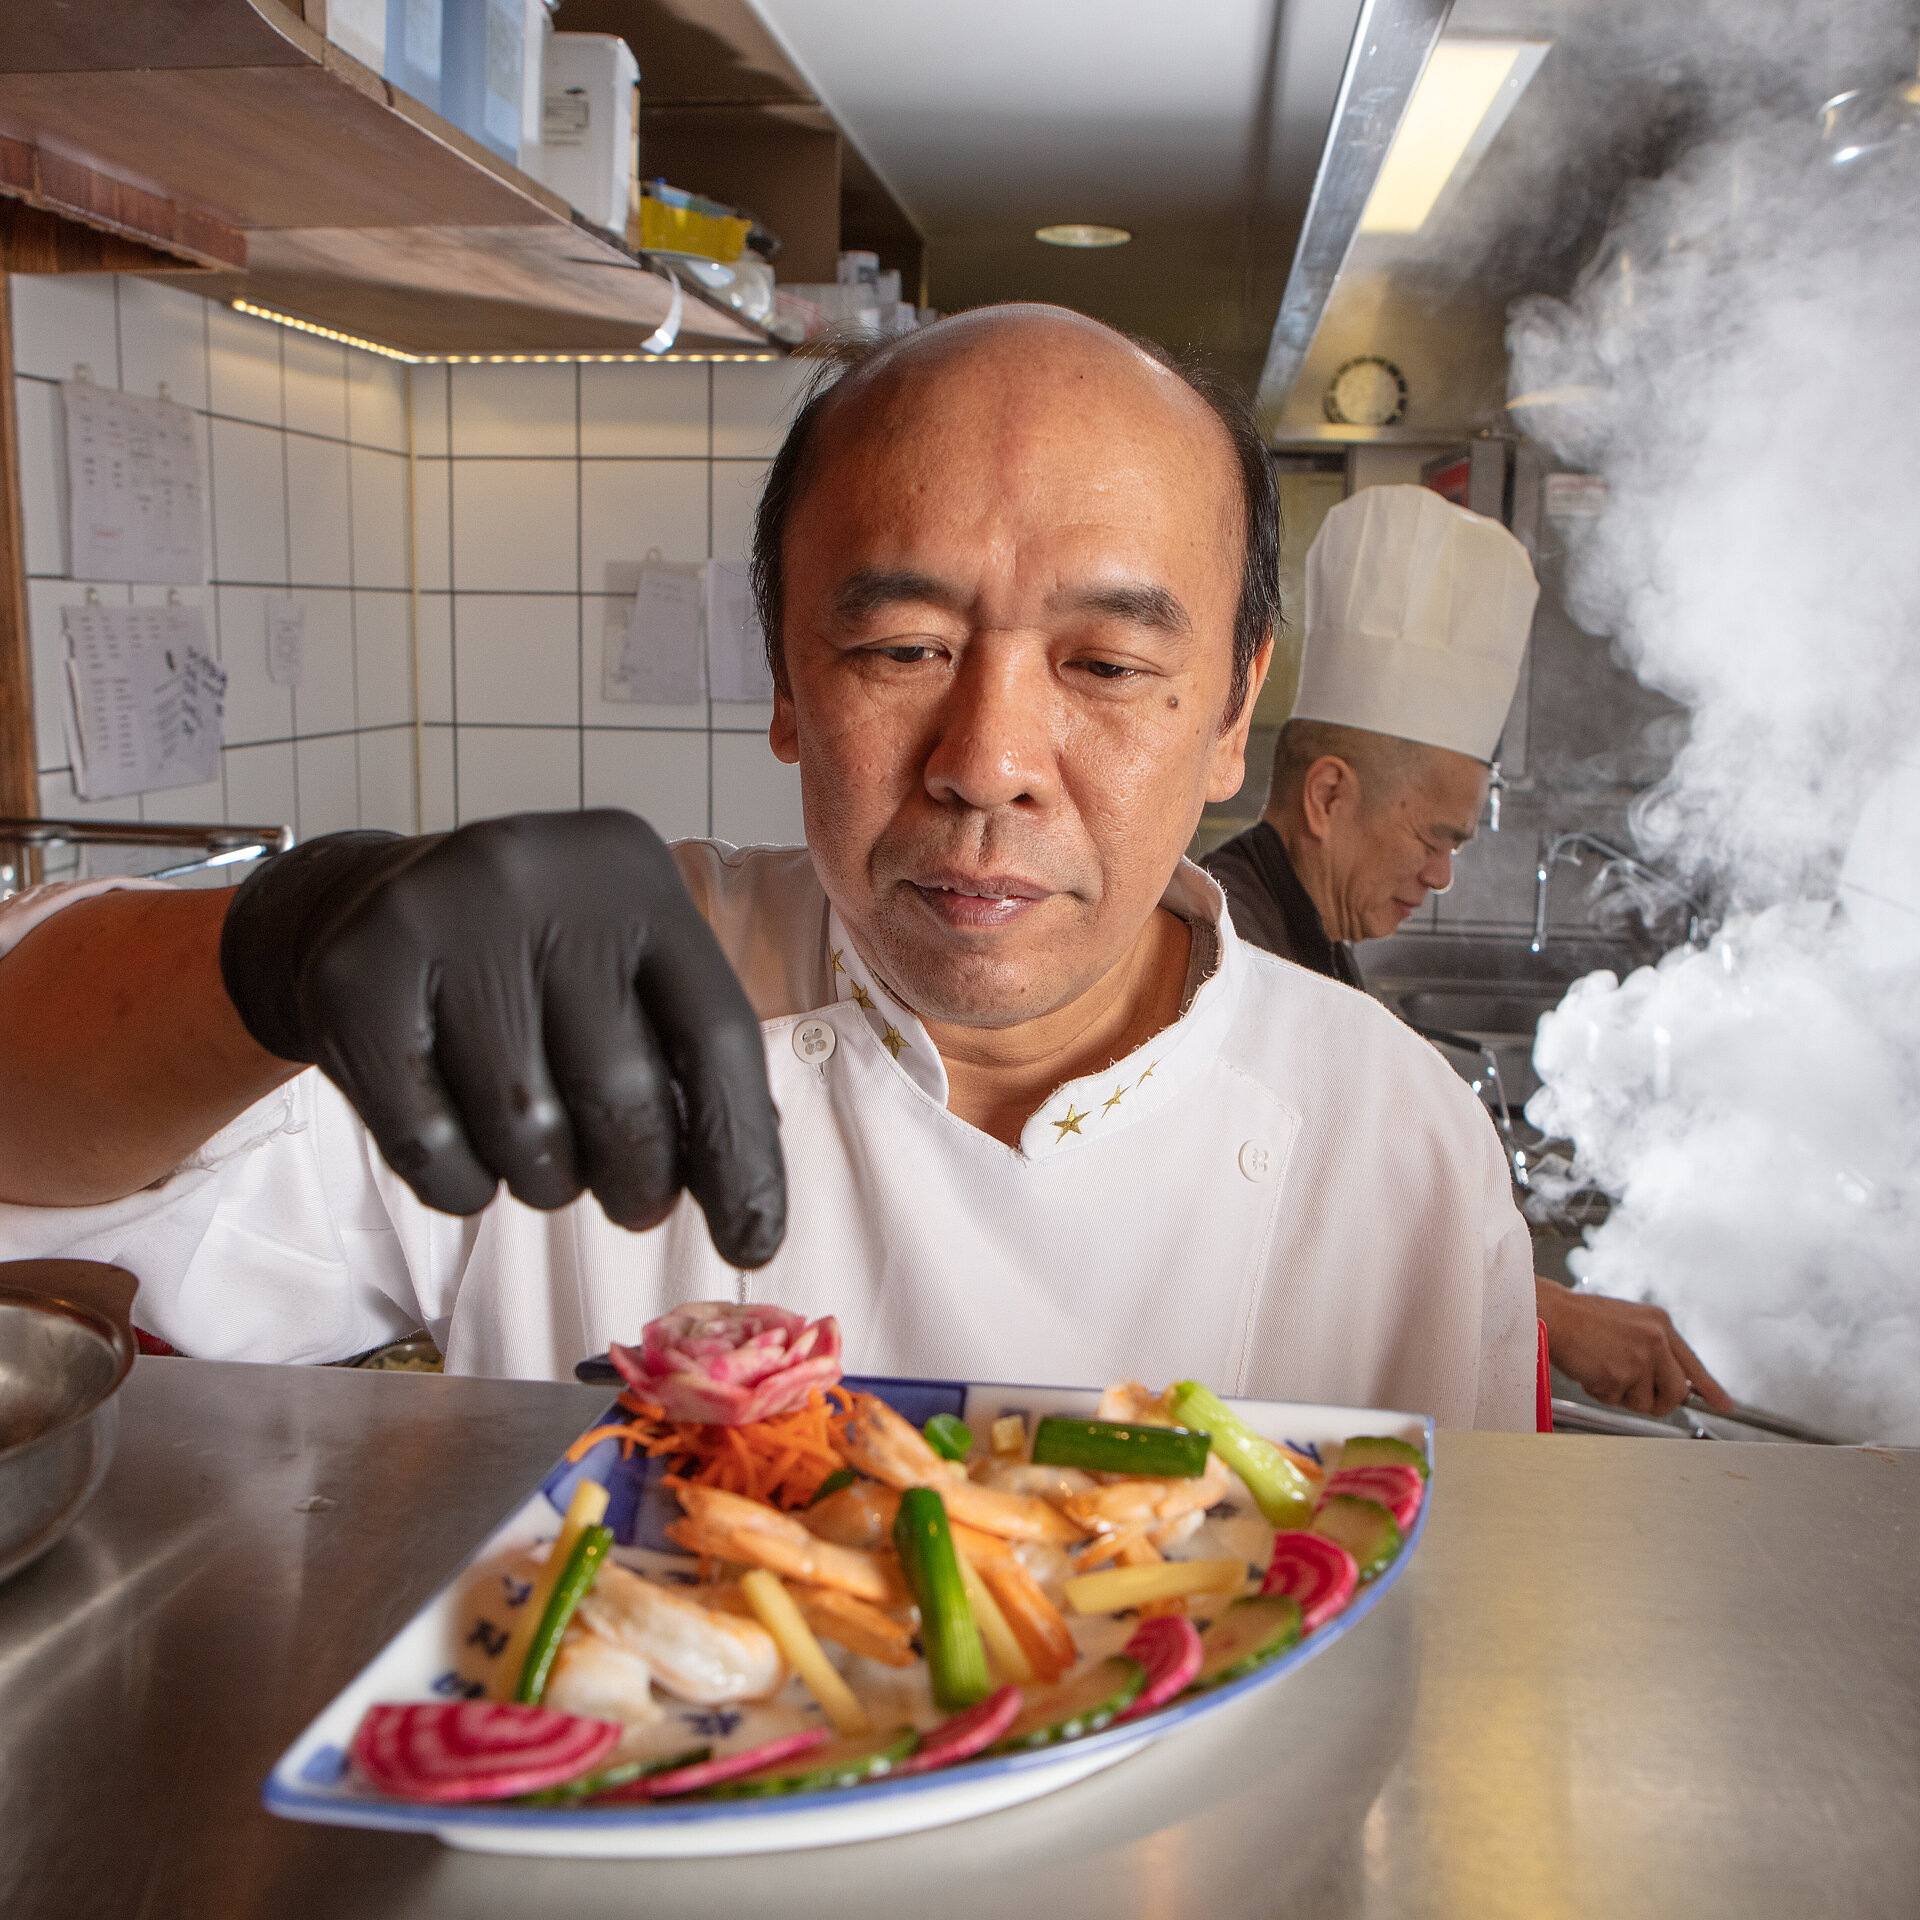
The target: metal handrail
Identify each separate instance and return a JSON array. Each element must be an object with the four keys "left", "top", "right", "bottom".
[{"left": 0, "top": 818, "right": 291, "bottom": 897}]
